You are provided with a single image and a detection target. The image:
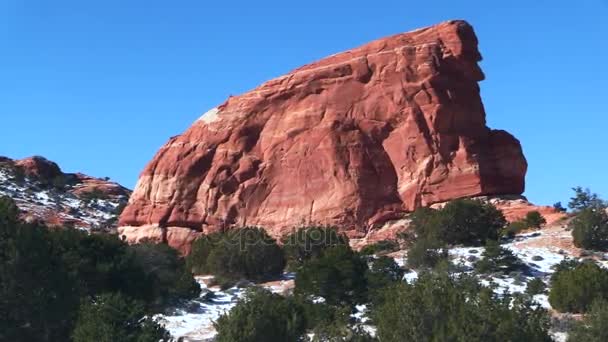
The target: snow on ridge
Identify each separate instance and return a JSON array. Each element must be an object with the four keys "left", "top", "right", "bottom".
[
  {"left": 0, "top": 166, "right": 125, "bottom": 230},
  {"left": 198, "top": 107, "right": 220, "bottom": 124}
]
